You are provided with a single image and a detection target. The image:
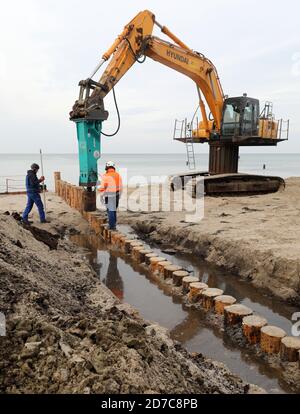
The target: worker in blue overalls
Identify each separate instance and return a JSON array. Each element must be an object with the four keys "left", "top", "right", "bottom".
[{"left": 22, "top": 163, "right": 48, "bottom": 224}]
